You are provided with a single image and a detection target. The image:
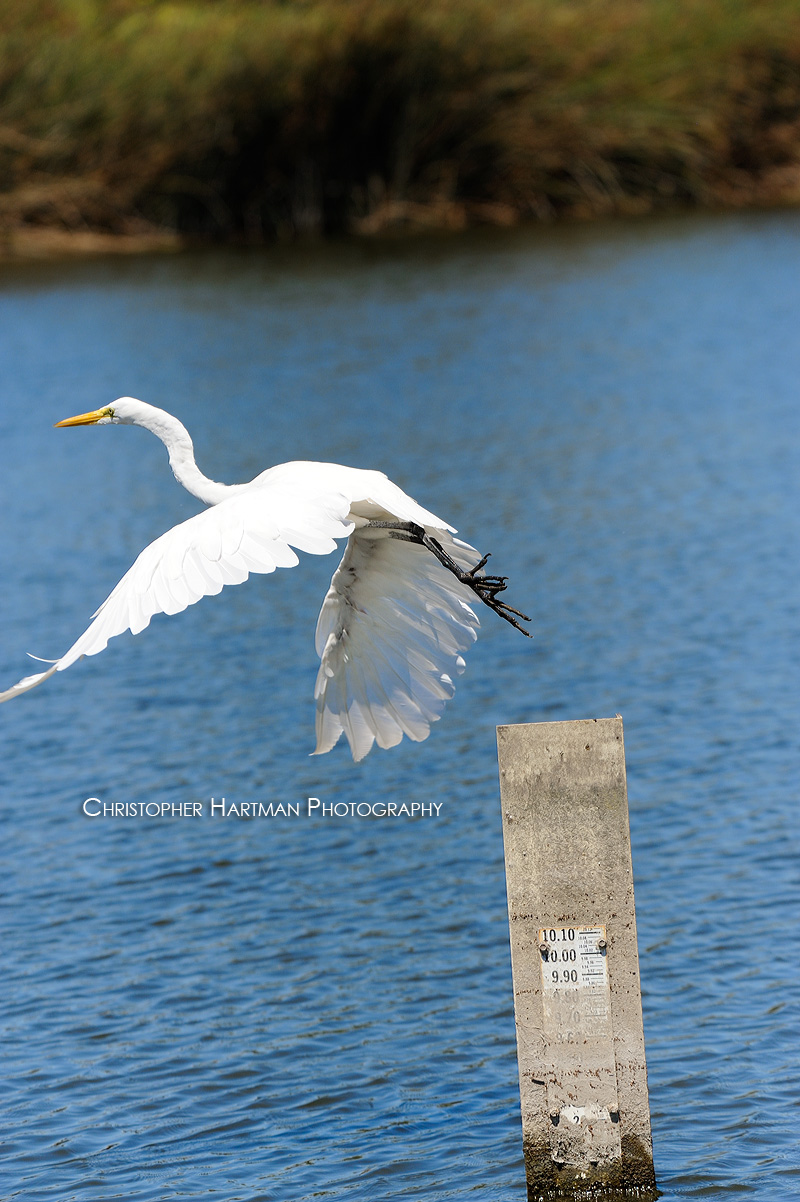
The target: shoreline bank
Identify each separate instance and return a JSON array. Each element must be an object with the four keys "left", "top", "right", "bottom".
[{"left": 6, "top": 1, "right": 800, "bottom": 258}]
